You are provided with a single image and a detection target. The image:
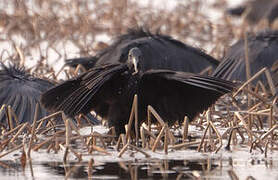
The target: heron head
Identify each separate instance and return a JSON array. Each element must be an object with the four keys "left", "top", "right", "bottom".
[{"left": 127, "top": 47, "right": 142, "bottom": 75}]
